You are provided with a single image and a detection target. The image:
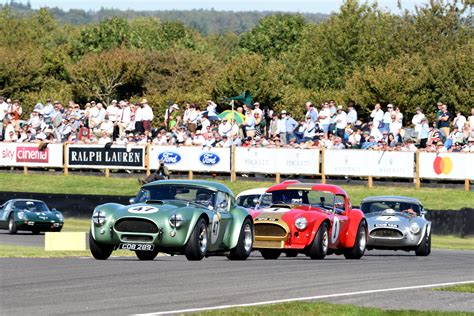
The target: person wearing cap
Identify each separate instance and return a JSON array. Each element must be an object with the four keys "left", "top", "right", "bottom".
[
  {"left": 318, "top": 103, "right": 331, "bottom": 136},
  {"left": 335, "top": 105, "right": 347, "bottom": 139},
  {"left": 381, "top": 103, "right": 394, "bottom": 133},
  {"left": 116, "top": 100, "right": 131, "bottom": 137},
  {"left": 438, "top": 104, "right": 451, "bottom": 137},
  {"left": 106, "top": 100, "right": 118, "bottom": 126},
  {"left": 462, "top": 137, "right": 474, "bottom": 152},
  {"left": 346, "top": 101, "right": 357, "bottom": 125},
  {"left": 436, "top": 141, "right": 447, "bottom": 153},
  {"left": 141, "top": 99, "right": 154, "bottom": 134},
  {"left": 411, "top": 107, "right": 425, "bottom": 139},
  {"left": 253, "top": 102, "right": 263, "bottom": 118},
  {"left": 362, "top": 135, "right": 378, "bottom": 149},
  {"left": 218, "top": 118, "right": 231, "bottom": 137},
  {"left": 370, "top": 103, "right": 384, "bottom": 131},
  {"left": 389, "top": 113, "right": 402, "bottom": 140},
  {"left": 305, "top": 102, "right": 318, "bottom": 123},
  {"left": 165, "top": 103, "right": 179, "bottom": 131}
]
